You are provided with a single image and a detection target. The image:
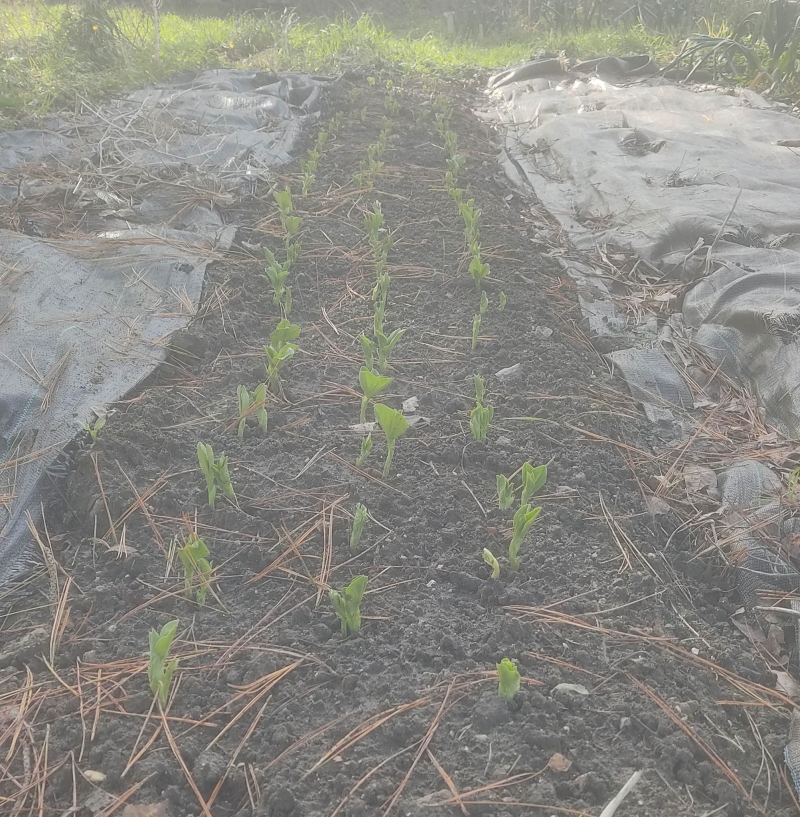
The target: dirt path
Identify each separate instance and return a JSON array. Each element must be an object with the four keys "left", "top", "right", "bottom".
[{"left": 1, "top": 78, "right": 796, "bottom": 817}]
